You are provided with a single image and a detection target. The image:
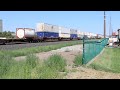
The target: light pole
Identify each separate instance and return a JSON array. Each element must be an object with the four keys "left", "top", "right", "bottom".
[{"left": 104, "top": 11, "right": 106, "bottom": 38}]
